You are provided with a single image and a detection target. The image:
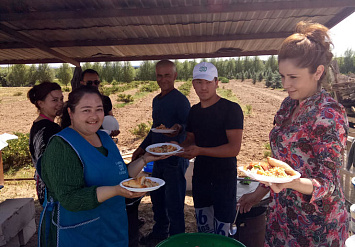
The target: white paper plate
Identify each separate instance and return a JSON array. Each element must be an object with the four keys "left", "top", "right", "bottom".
[
  {"left": 238, "top": 166, "right": 301, "bottom": 184},
  {"left": 151, "top": 128, "right": 176, "bottom": 134},
  {"left": 120, "top": 177, "right": 165, "bottom": 192},
  {"left": 146, "top": 143, "right": 182, "bottom": 155}
]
